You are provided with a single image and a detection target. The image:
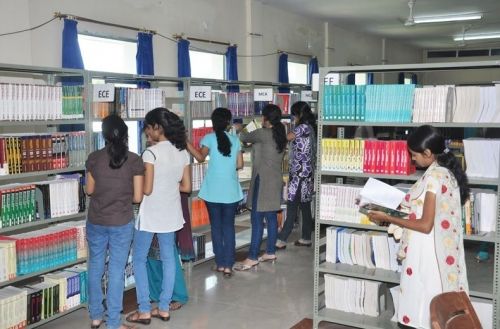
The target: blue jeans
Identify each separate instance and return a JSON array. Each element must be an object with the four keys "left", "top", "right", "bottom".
[
  {"left": 248, "top": 176, "right": 278, "bottom": 260},
  {"left": 86, "top": 220, "right": 134, "bottom": 329},
  {"left": 205, "top": 201, "right": 239, "bottom": 268},
  {"left": 133, "top": 230, "right": 175, "bottom": 313}
]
